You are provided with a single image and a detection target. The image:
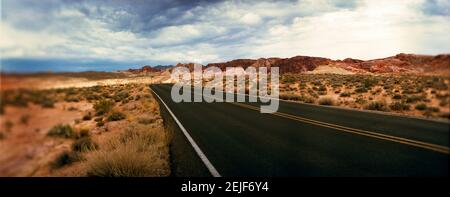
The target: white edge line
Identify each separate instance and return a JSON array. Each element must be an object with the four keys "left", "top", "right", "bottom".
[{"left": 150, "top": 87, "right": 221, "bottom": 177}]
